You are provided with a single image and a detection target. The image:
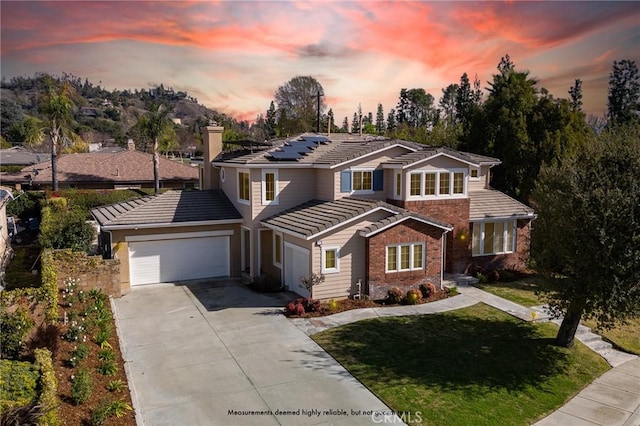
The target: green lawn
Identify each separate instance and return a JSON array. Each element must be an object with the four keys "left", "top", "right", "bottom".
[
  {"left": 313, "top": 304, "right": 609, "bottom": 426},
  {"left": 475, "top": 275, "right": 640, "bottom": 356}
]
